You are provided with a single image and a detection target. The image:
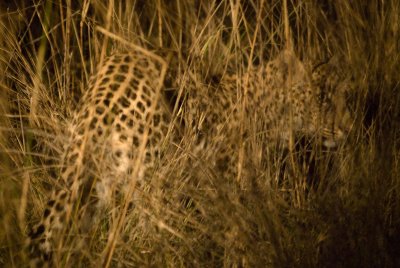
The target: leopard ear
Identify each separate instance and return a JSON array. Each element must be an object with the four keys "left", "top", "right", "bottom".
[{"left": 275, "top": 48, "right": 308, "bottom": 86}]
